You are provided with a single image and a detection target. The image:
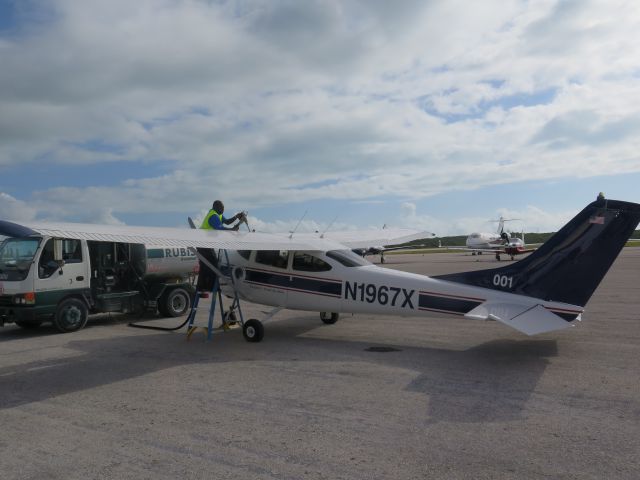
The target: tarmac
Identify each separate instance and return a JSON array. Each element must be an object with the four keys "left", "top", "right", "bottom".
[{"left": 1, "top": 249, "right": 639, "bottom": 479}]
